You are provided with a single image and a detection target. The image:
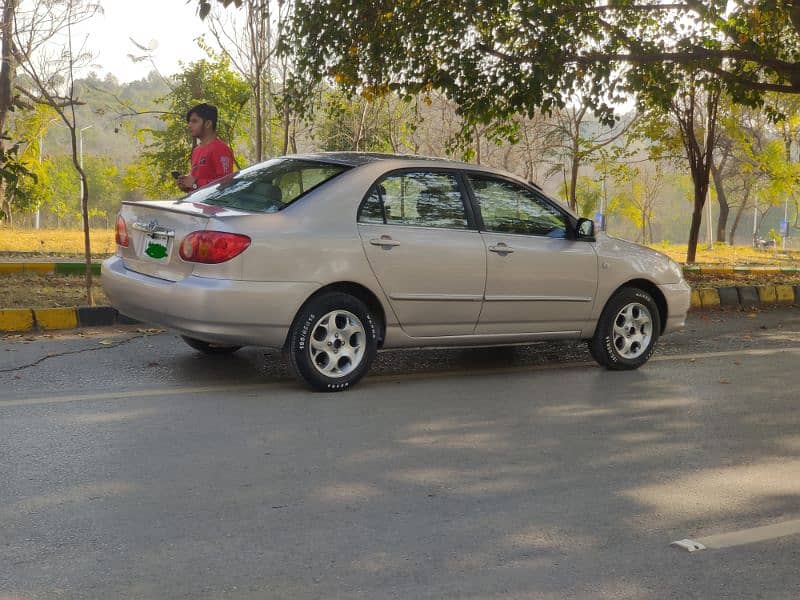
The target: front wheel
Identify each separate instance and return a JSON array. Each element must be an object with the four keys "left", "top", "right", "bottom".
[
  {"left": 287, "top": 292, "right": 378, "bottom": 392},
  {"left": 589, "top": 287, "right": 661, "bottom": 370}
]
